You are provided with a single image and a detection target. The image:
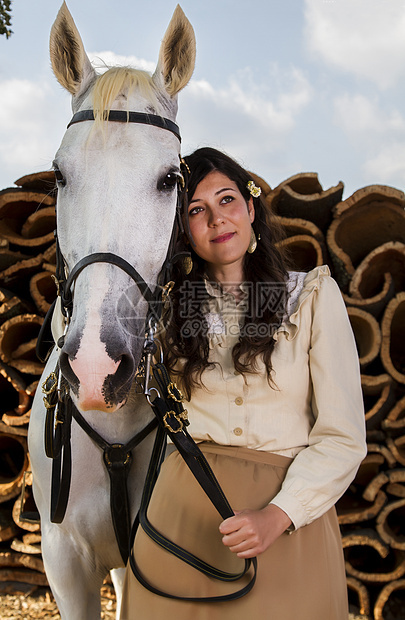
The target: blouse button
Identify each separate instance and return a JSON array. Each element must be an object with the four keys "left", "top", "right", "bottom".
[
  {"left": 235, "top": 397, "right": 243, "bottom": 405},
  {"left": 233, "top": 427, "right": 243, "bottom": 436}
]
